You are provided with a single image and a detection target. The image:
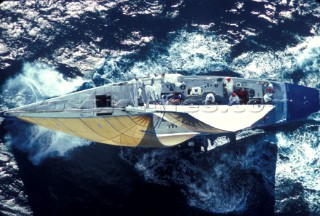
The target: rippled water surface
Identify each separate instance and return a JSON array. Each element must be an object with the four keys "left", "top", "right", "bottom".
[{"left": 0, "top": 0, "right": 319, "bottom": 215}]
